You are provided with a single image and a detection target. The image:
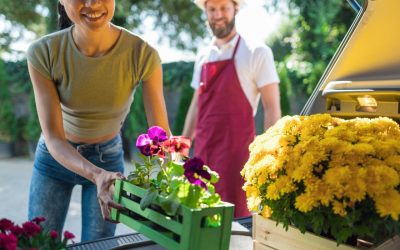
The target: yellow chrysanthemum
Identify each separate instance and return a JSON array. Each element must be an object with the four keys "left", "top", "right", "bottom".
[
  {"left": 332, "top": 200, "right": 347, "bottom": 216},
  {"left": 266, "top": 183, "right": 280, "bottom": 200},
  {"left": 344, "top": 167, "right": 367, "bottom": 202},
  {"left": 273, "top": 175, "right": 297, "bottom": 196},
  {"left": 246, "top": 195, "right": 262, "bottom": 212},
  {"left": 374, "top": 189, "right": 400, "bottom": 220},
  {"left": 365, "top": 165, "right": 399, "bottom": 196},
  {"left": 242, "top": 114, "right": 400, "bottom": 228},
  {"left": 260, "top": 205, "right": 273, "bottom": 218},
  {"left": 385, "top": 155, "right": 400, "bottom": 173},
  {"left": 295, "top": 193, "right": 318, "bottom": 213}
]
